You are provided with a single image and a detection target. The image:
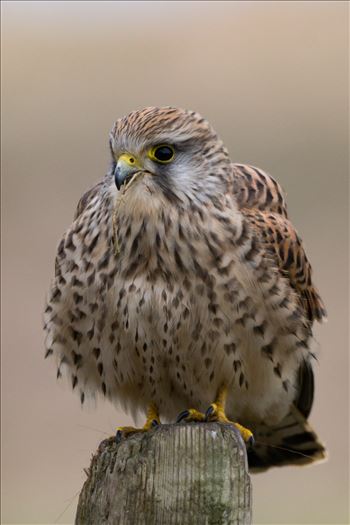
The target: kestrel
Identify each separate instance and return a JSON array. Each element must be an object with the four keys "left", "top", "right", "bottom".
[{"left": 44, "top": 107, "right": 326, "bottom": 471}]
